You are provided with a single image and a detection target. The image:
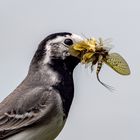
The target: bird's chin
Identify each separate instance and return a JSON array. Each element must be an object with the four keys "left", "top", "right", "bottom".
[{"left": 64, "top": 55, "right": 80, "bottom": 71}]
